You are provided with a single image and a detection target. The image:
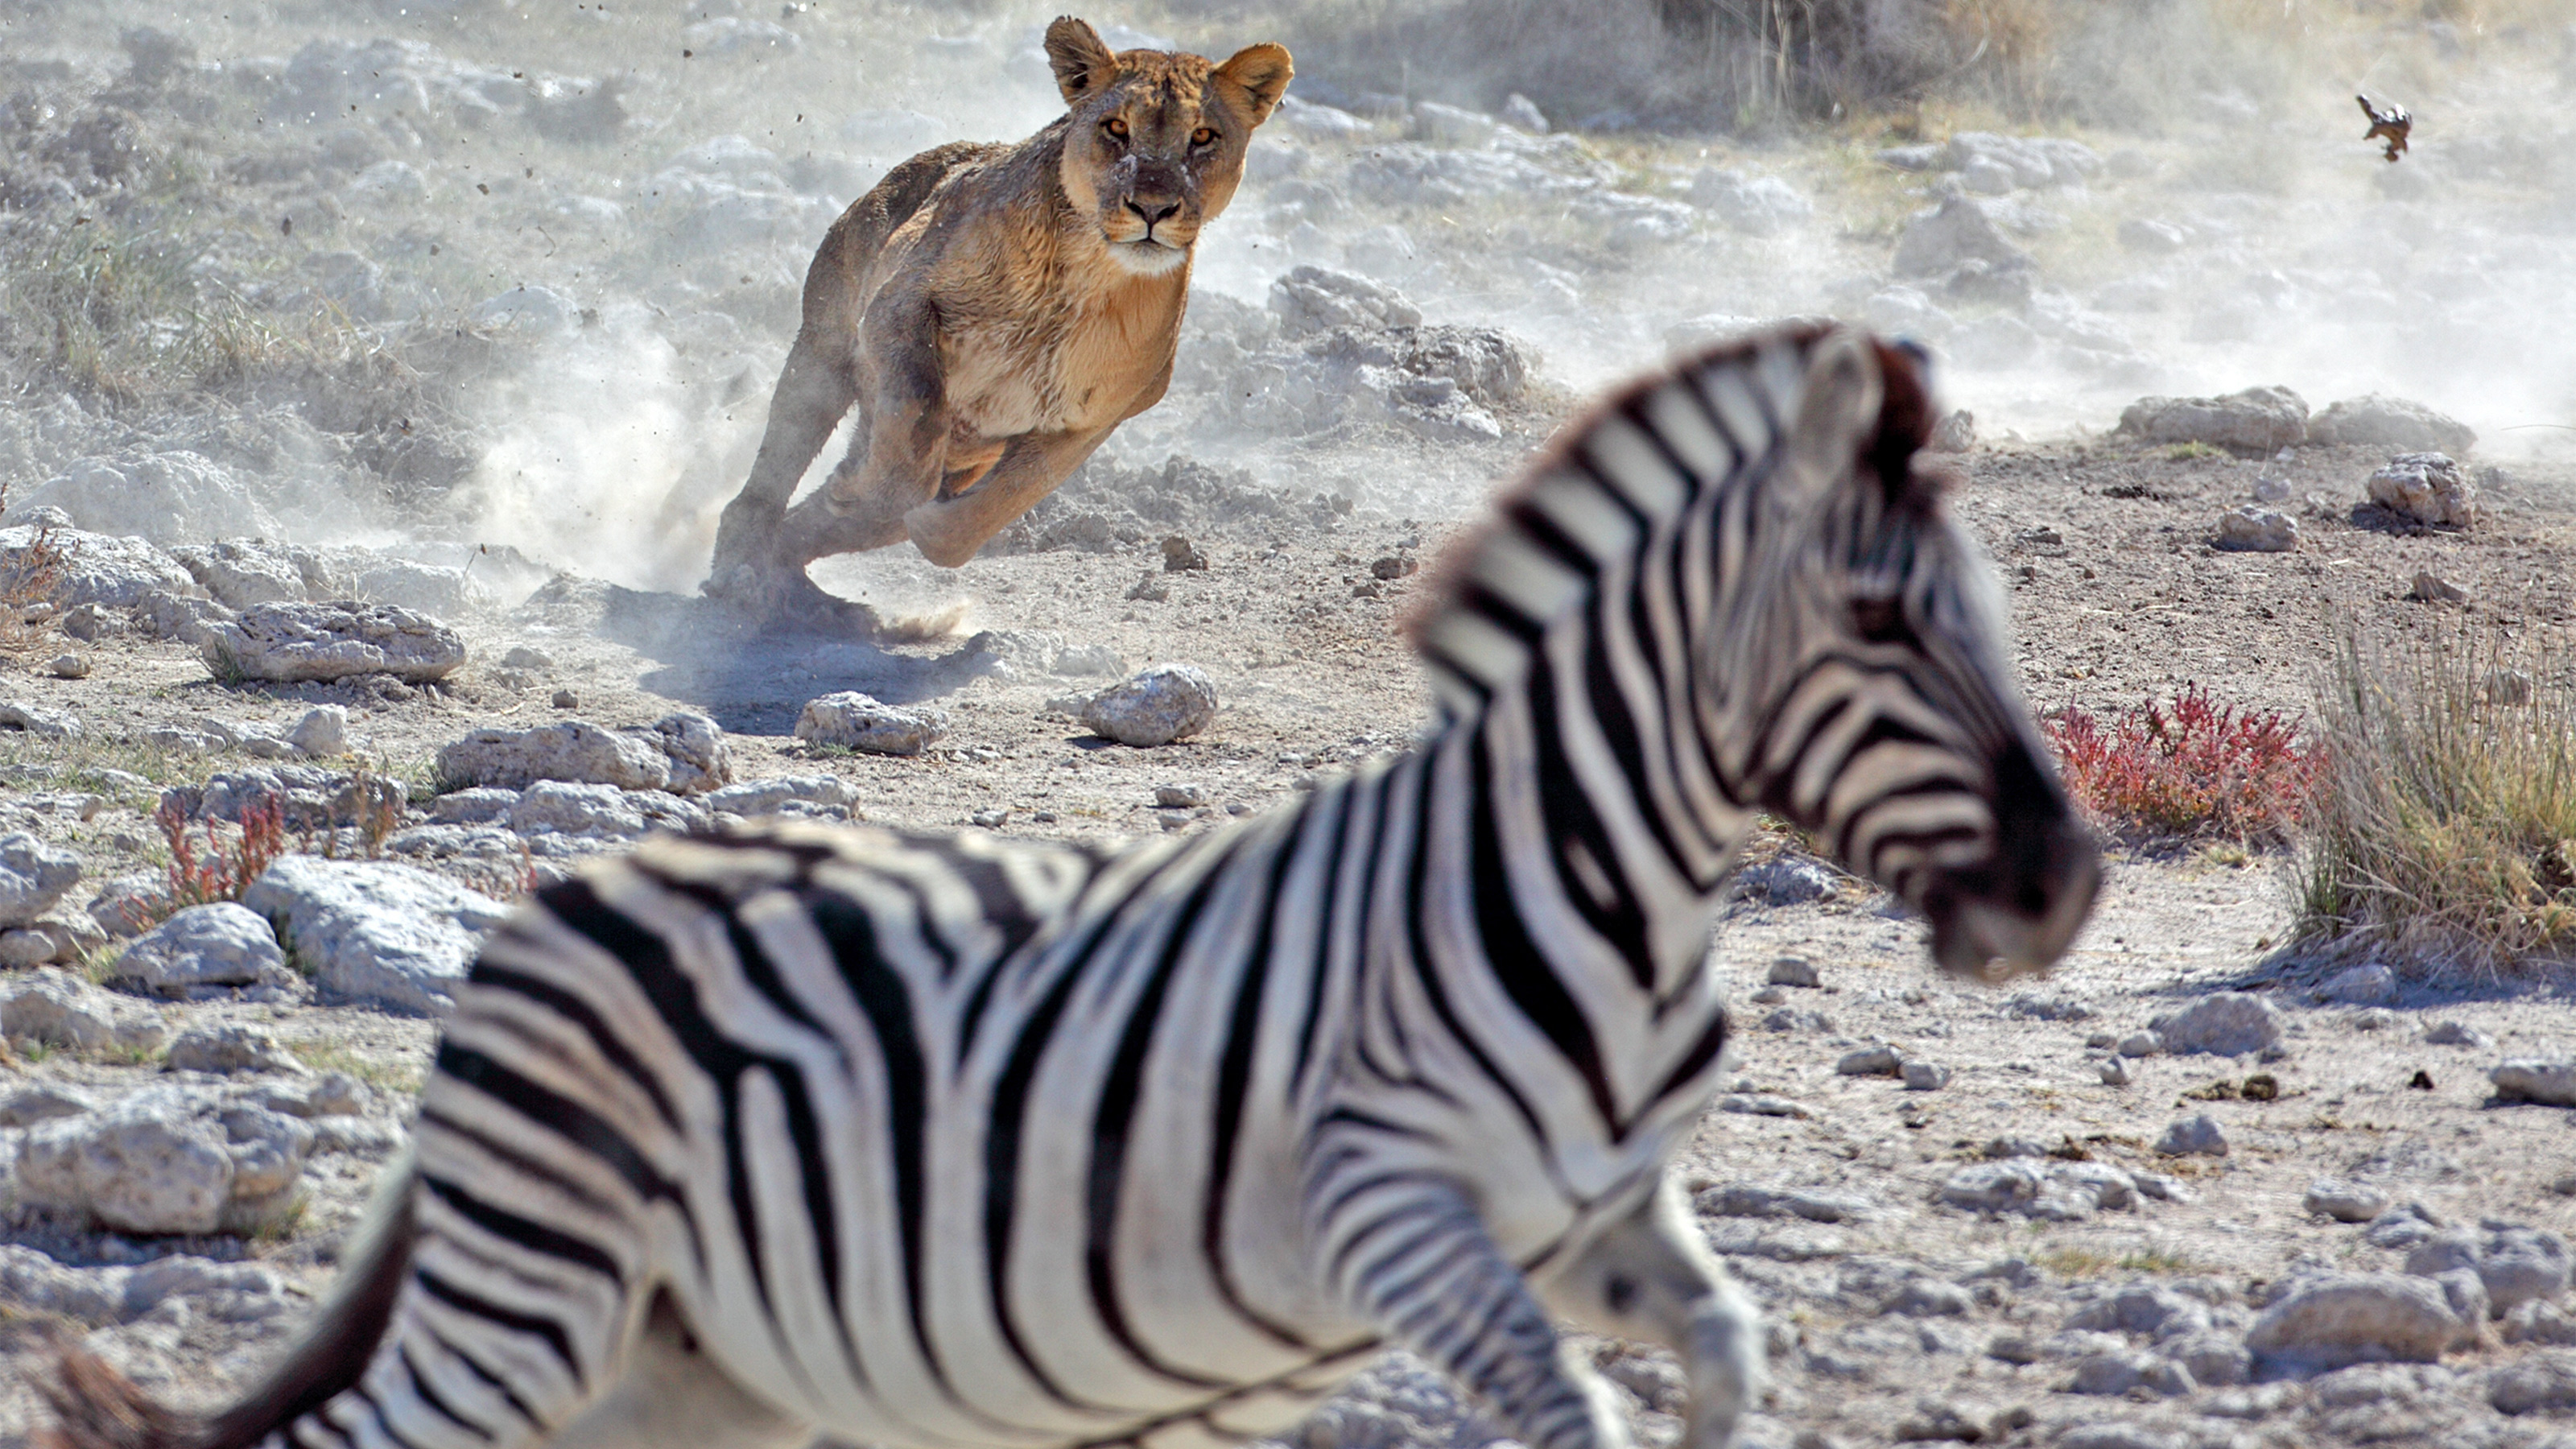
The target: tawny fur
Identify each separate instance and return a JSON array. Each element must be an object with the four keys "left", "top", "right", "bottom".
[{"left": 704, "top": 16, "right": 1290, "bottom": 617}]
